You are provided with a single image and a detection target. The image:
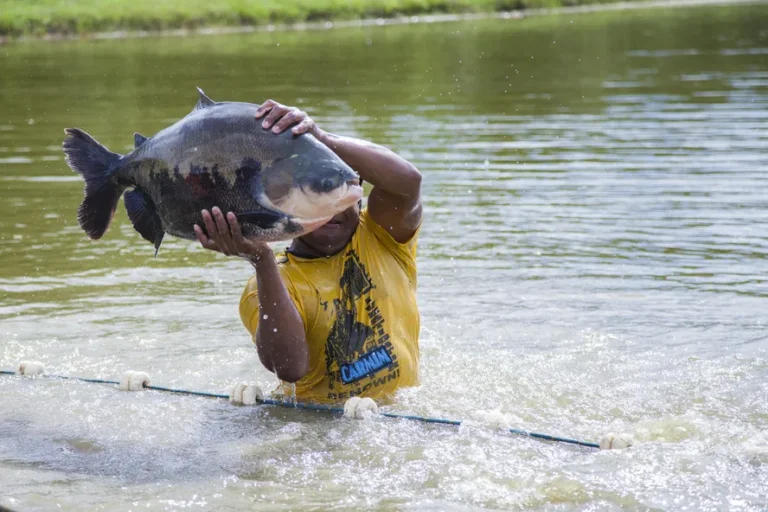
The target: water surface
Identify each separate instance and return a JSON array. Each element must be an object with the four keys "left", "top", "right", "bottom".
[{"left": 1, "top": 3, "right": 767, "bottom": 510}]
